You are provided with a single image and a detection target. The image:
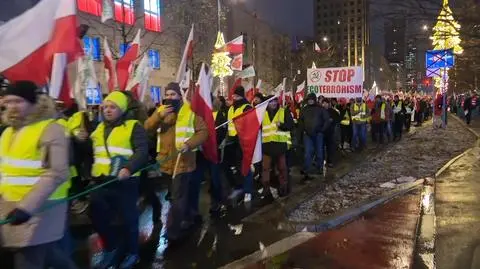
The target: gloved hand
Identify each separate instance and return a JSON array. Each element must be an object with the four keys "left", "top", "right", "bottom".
[{"left": 6, "top": 208, "right": 32, "bottom": 225}]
